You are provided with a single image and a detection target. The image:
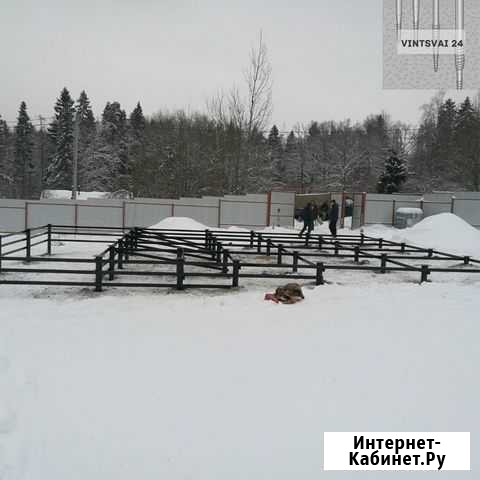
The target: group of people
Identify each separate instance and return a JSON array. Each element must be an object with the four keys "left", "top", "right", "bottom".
[{"left": 298, "top": 200, "right": 339, "bottom": 237}]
